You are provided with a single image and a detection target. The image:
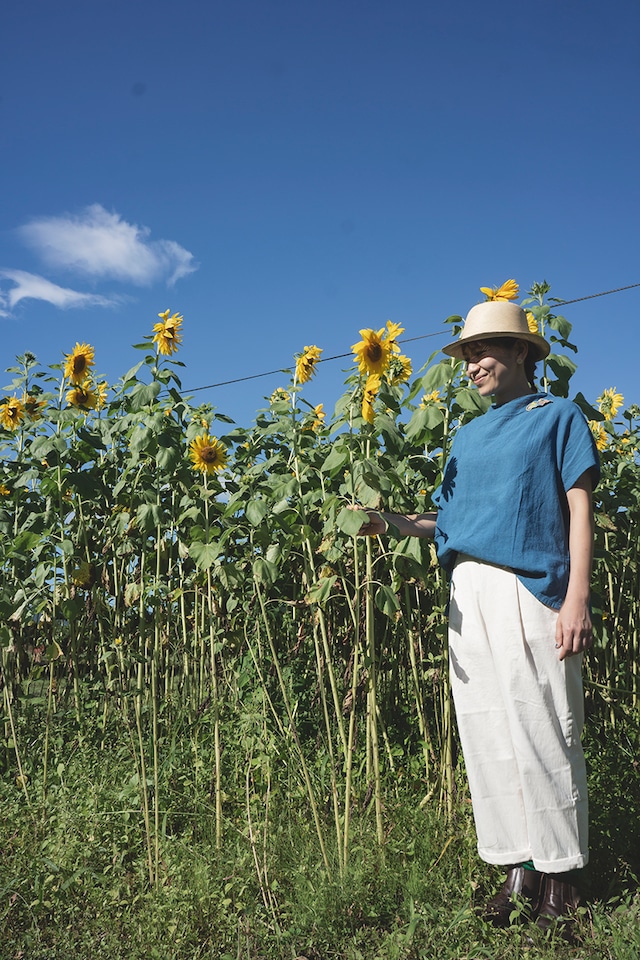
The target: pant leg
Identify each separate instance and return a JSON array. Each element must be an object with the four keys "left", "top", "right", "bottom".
[{"left": 448, "top": 556, "right": 588, "bottom": 873}]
